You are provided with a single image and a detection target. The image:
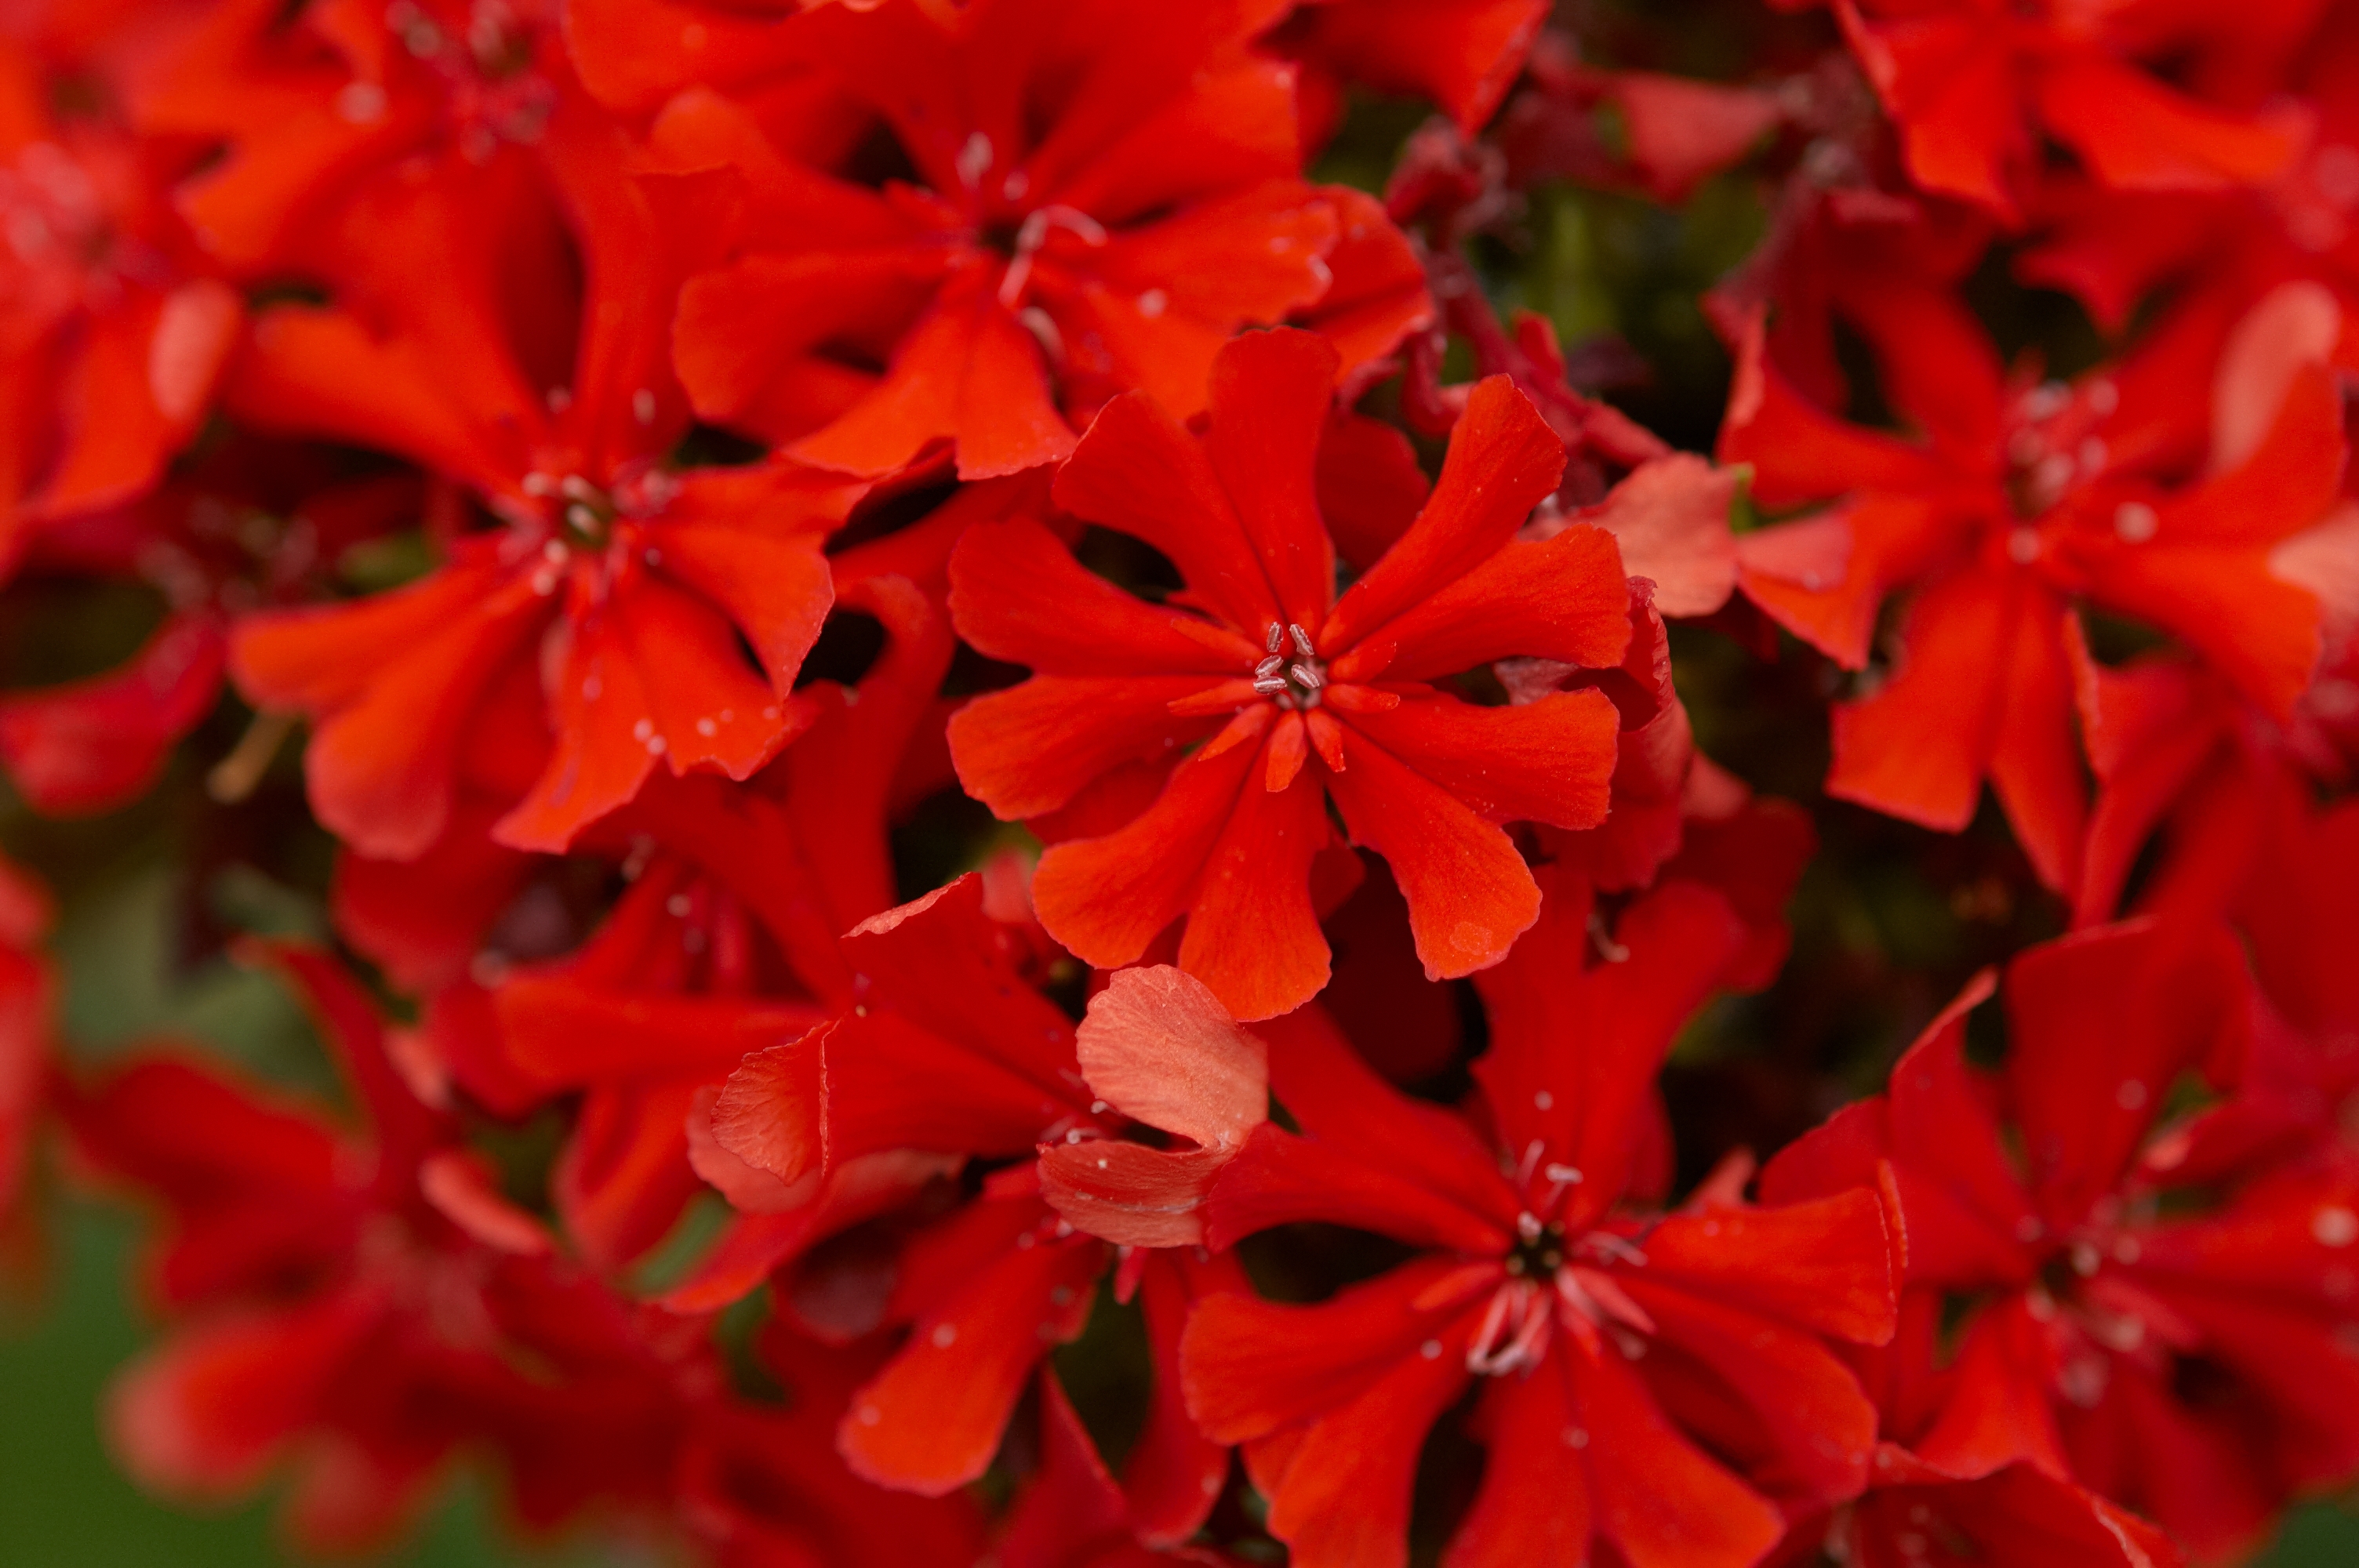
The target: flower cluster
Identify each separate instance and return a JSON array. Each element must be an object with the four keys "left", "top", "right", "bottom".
[{"left": 1, "top": 0, "right": 2355, "bottom": 1564}]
